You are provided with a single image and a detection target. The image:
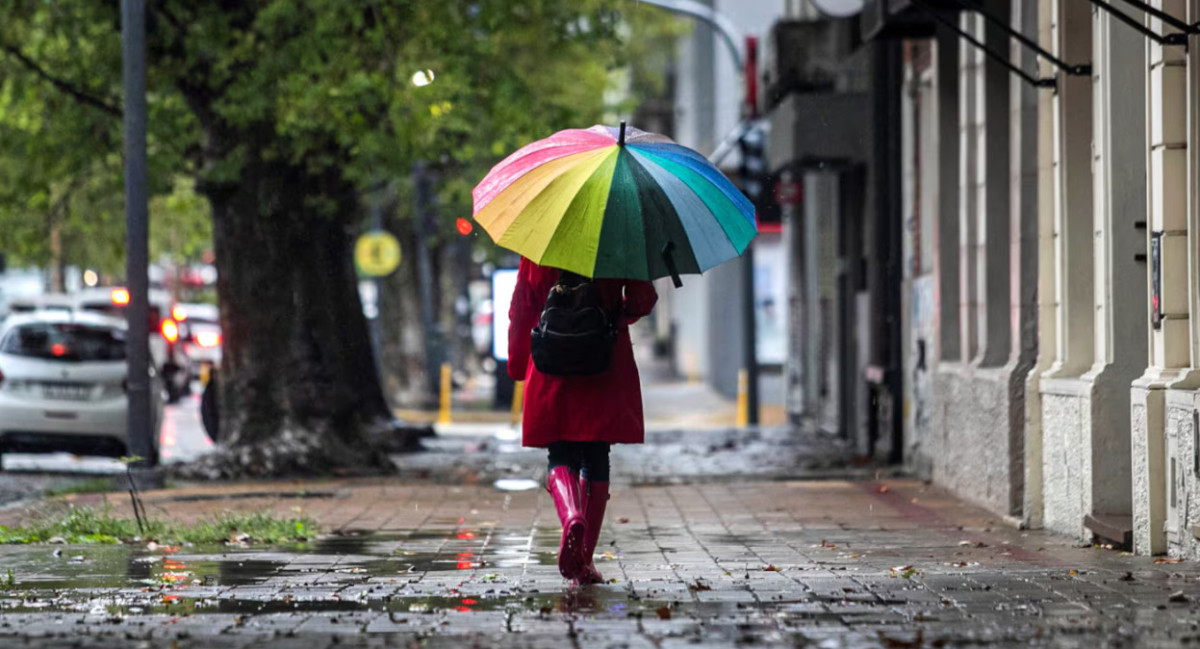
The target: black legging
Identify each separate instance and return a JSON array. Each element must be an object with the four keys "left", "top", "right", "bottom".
[{"left": 547, "top": 441, "right": 611, "bottom": 482}]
